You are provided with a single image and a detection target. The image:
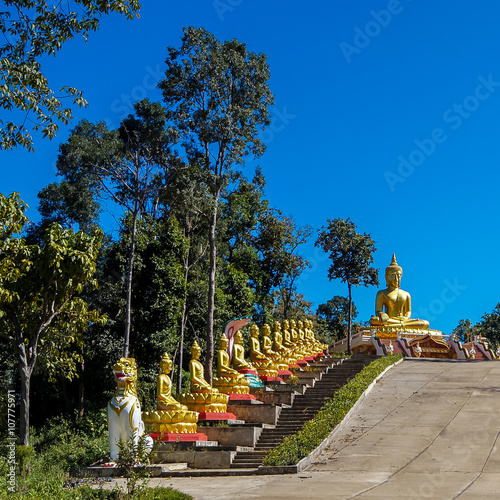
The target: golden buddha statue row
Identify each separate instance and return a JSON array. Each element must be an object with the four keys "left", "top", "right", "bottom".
[{"left": 229, "top": 319, "right": 327, "bottom": 378}]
